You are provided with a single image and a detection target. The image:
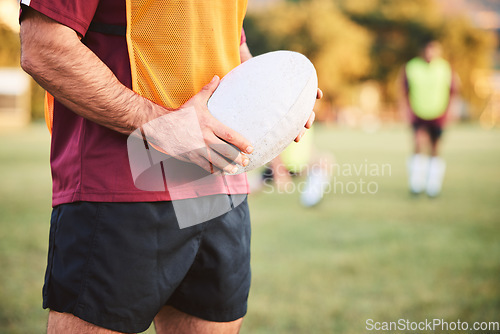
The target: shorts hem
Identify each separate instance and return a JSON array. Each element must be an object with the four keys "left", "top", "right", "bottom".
[{"left": 167, "top": 301, "right": 248, "bottom": 323}]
